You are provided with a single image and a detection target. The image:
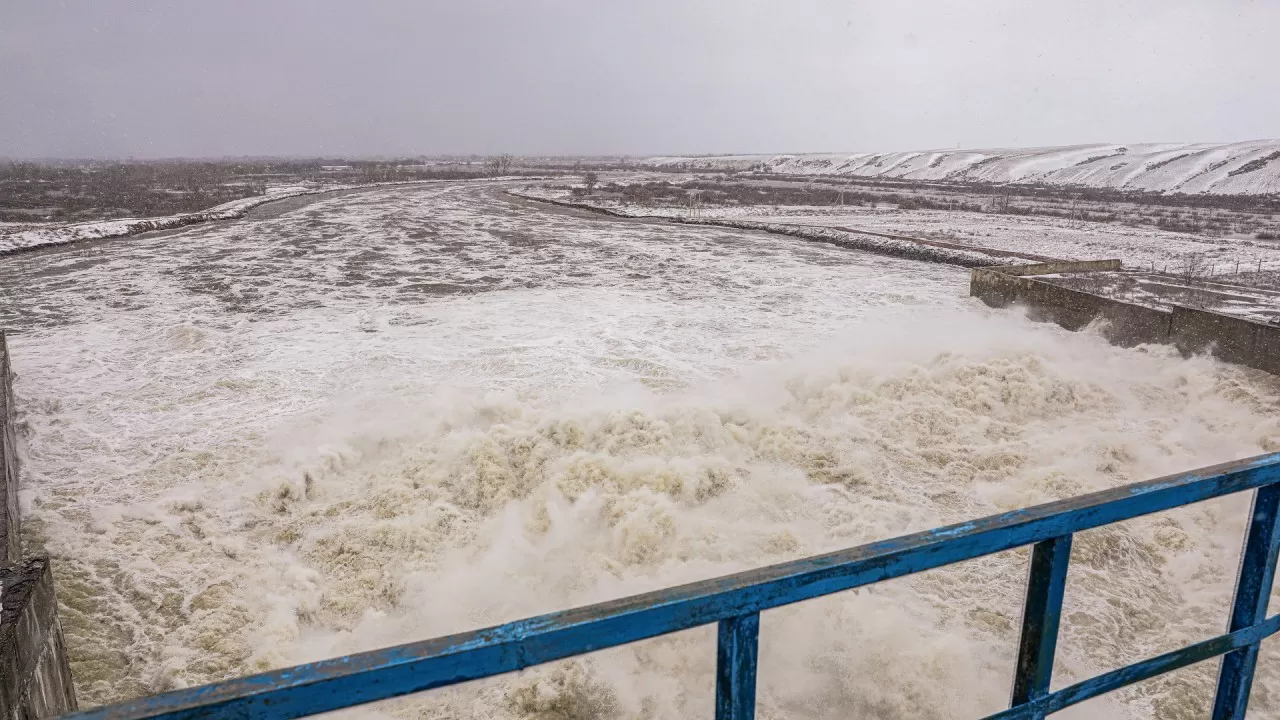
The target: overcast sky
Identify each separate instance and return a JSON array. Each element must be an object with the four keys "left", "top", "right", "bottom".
[{"left": 2, "top": 0, "right": 1277, "bottom": 159}]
